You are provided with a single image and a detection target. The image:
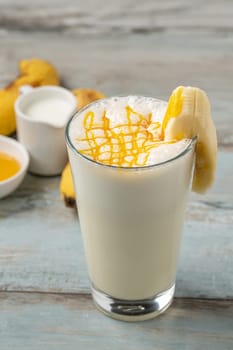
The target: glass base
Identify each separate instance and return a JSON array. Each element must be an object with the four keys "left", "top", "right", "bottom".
[{"left": 92, "top": 284, "right": 175, "bottom": 322}]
